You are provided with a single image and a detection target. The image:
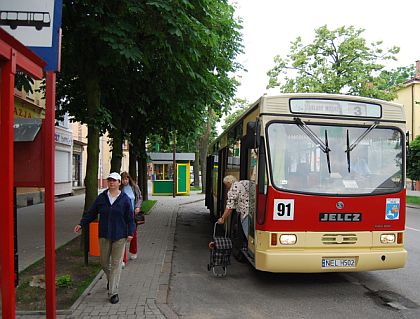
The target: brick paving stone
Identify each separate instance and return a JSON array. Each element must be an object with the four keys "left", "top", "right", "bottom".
[
  {"left": 72, "top": 193, "right": 202, "bottom": 319},
  {"left": 14, "top": 191, "right": 204, "bottom": 319}
]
